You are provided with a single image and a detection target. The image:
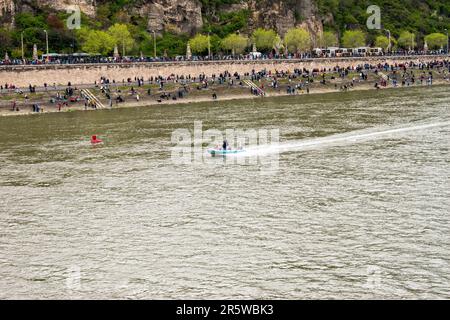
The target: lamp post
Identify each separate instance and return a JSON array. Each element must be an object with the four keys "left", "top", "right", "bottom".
[
  {"left": 152, "top": 30, "right": 157, "bottom": 58},
  {"left": 21, "top": 31, "right": 24, "bottom": 62},
  {"left": 385, "top": 29, "right": 391, "bottom": 54},
  {"left": 208, "top": 31, "right": 211, "bottom": 59},
  {"left": 411, "top": 33, "right": 414, "bottom": 53},
  {"left": 445, "top": 29, "right": 449, "bottom": 55},
  {"left": 44, "top": 29, "right": 49, "bottom": 56}
]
